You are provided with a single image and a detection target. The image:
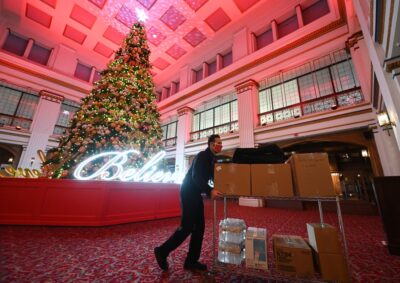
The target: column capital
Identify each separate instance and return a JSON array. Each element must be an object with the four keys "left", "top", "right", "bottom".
[
  {"left": 235, "top": 79, "right": 259, "bottom": 94},
  {"left": 39, "top": 90, "right": 64, "bottom": 103},
  {"left": 177, "top": 106, "right": 194, "bottom": 116},
  {"left": 345, "top": 30, "right": 364, "bottom": 49}
]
